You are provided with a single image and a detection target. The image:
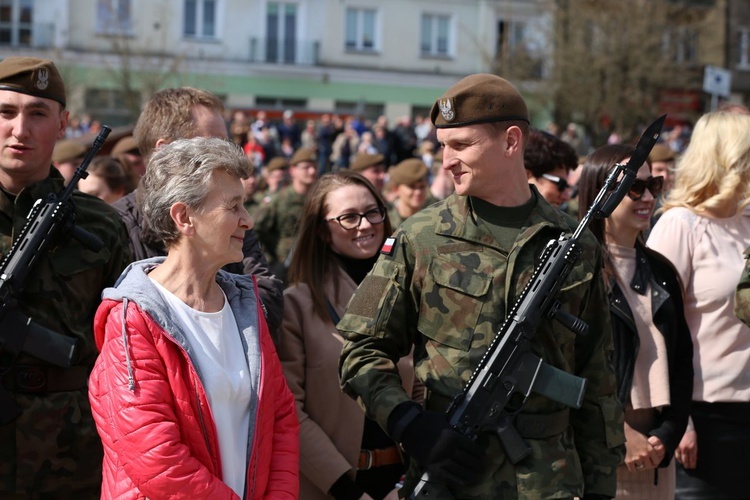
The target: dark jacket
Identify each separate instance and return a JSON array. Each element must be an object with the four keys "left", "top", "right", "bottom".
[
  {"left": 609, "top": 241, "right": 693, "bottom": 467},
  {"left": 112, "top": 190, "right": 284, "bottom": 341}
]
